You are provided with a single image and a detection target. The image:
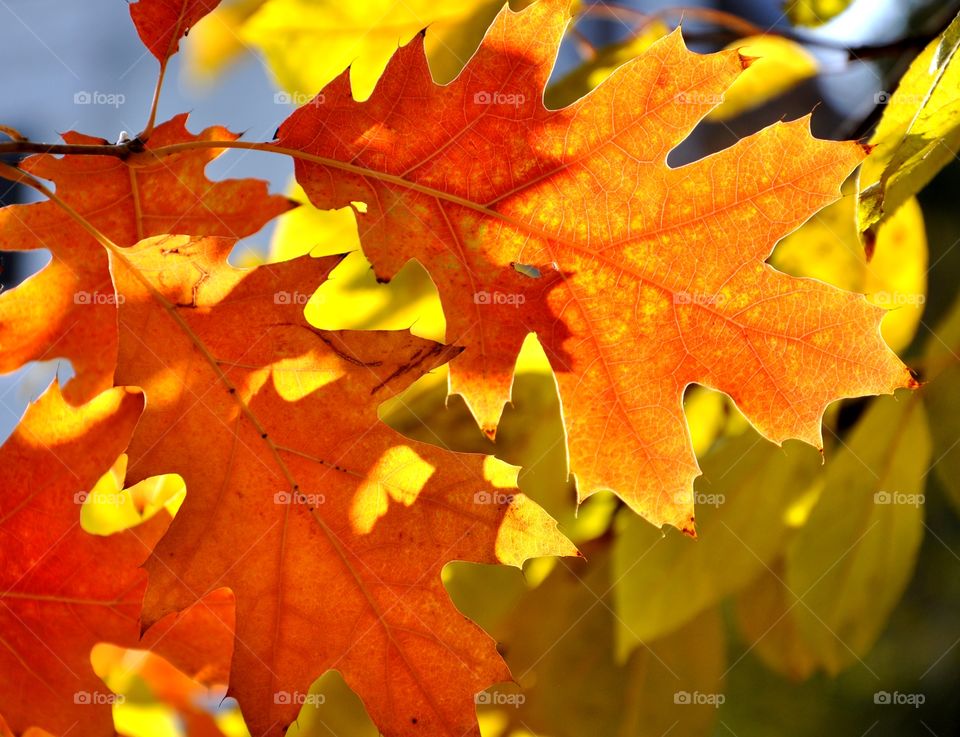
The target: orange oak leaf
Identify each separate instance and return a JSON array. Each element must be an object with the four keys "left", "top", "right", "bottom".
[
  {"left": 277, "top": 0, "right": 916, "bottom": 532},
  {"left": 91, "top": 589, "right": 237, "bottom": 737},
  {"left": 0, "top": 113, "right": 292, "bottom": 405},
  {"left": 107, "top": 234, "right": 575, "bottom": 737},
  {"left": 0, "top": 383, "right": 235, "bottom": 737},
  {"left": 92, "top": 643, "right": 232, "bottom": 737},
  {"left": 130, "top": 0, "right": 221, "bottom": 63}
]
